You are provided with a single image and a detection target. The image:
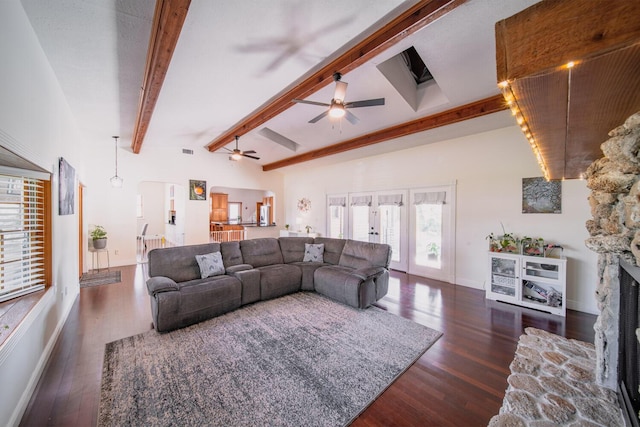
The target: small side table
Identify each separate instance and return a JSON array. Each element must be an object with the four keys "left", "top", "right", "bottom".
[{"left": 91, "top": 248, "right": 110, "bottom": 271}]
